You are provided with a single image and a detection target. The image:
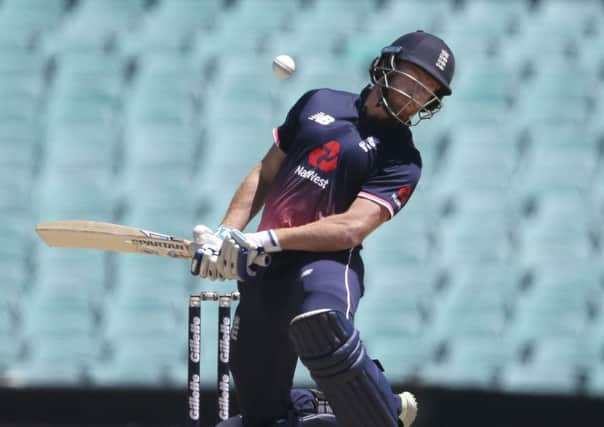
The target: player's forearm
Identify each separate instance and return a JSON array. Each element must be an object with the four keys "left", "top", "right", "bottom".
[
  {"left": 273, "top": 214, "right": 364, "bottom": 252},
  {"left": 220, "top": 163, "right": 270, "bottom": 230}
]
